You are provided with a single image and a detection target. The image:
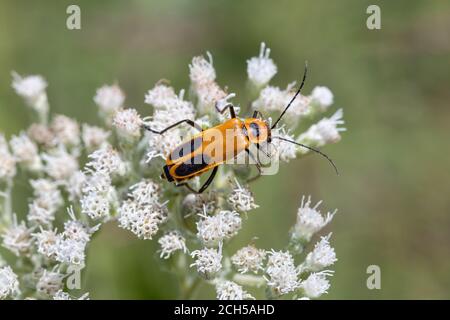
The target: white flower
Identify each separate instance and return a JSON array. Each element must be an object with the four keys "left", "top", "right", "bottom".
[
  {"left": 128, "top": 180, "right": 161, "bottom": 204},
  {"left": 10, "top": 133, "right": 42, "bottom": 172},
  {"left": 80, "top": 186, "right": 111, "bottom": 220},
  {"left": 216, "top": 280, "right": 254, "bottom": 300},
  {"left": 86, "top": 145, "right": 127, "bottom": 176},
  {"left": 271, "top": 128, "right": 297, "bottom": 162},
  {"left": 1, "top": 216, "right": 34, "bottom": 256},
  {"left": 55, "top": 237, "right": 86, "bottom": 265},
  {"left": 27, "top": 123, "right": 55, "bottom": 147},
  {"left": 252, "top": 83, "right": 310, "bottom": 117},
  {"left": 247, "top": 42, "right": 277, "bottom": 87},
  {"left": 27, "top": 201, "right": 55, "bottom": 226},
  {"left": 190, "top": 245, "right": 222, "bottom": 279},
  {"left": 300, "top": 270, "right": 333, "bottom": 298},
  {"left": 12, "top": 72, "right": 47, "bottom": 99},
  {"left": 195, "top": 82, "right": 228, "bottom": 114},
  {"left": 30, "top": 179, "right": 63, "bottom": 213},
  {"left": 182, "top": 193, "right": 218, "bottom": 218},
  {"left": 158, "top": 231, "right": 187, "bottom": 259},
  {"left": 113, "top": 108, "right": 142, "bottom": 139},
  {"left": 144, "top": 90, "right": 196, "bottom": 161},
  {"left": 146, "top": 128, "right": 182, "bottom": 162},
  {"left": 118, "top": 201, "right": 167, "bottom": 240},
  {"left": 33, "top": 228, "right": 60, "bottom": 258},
  {"left": 65, "top": 171, "right": 87, "bottom": 201},
  {"left": 292, "top": 196, "right": 336, "bottom": 242},
  {"left": 228, "top": 179, "right": 259, "bottom": 212},
  {"left": 53, "top": 290, "right": 90, "bottom": 300},
  {"left": 0, "top": 266, "right": 20, "bottom": 299},
  {"left": 81, "top": 124, "right": 110, "bottom": 151},
  {"left": 231, "top": 245, "right": 266, "bottom": 274},
  {"left": 0, "top": 134, "right": 16, "bottom": 180},
  {"left": 63, "top": 212, "right": 91, "bottom": 243},
  {"left": 265, "top": 250, "right": 298, "bottom": 295},
  {"left": 189, "top": 52, "right": 216, "bottom": 87},
  {"left": 11, "top": 72, "right": 48, "bottom": 116},
  {"left": 94, "top": 84, "right": 125, "bottom": 115},
  {"left": 310, "top": 86, "right": 334, "bottom": 110},
  {"left": 42, "top": 147, "right": 79, "bottom": 181},
  {"left": 81, "top": 172, "right": 115, "bottom": 220},
  {"left": 297, "top": 109, "right": 346, "bottom": 148},
  {"left": 50, "top": 115, "right": 80, "bottom": 147},
  {"left": 196, "top": 210, "right": 242, "bottom": 247},
  {"left": 36, "top": 270, "right": 64, "bottom": 296},
  {"left": 303, "top": 233, "right": 337, "bottom": 272},
  {"left": 144, "top": 83, "right": 177, "bottom": 109}
]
